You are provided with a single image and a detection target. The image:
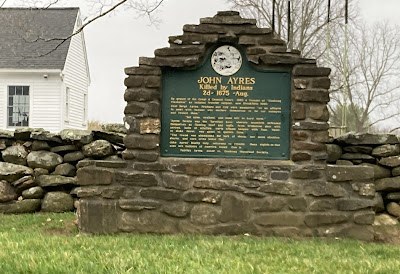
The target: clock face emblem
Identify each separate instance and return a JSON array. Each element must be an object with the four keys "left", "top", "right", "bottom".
[{"left": 211, "top": 45, "right": 242, "bottom": 76}]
